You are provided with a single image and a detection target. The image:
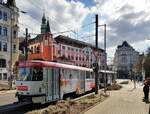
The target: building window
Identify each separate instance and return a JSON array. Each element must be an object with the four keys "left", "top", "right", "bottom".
[
  {"left": 37, "top": 46, "right": 40, "bottom": 53},
  {"left": 62, "top": 46, "right": 65, "bottom": 50},
  {"left": 71, "top": 48, "right": 74, "bottom": 51},
  {"left": 76, "top": 56, "right": 78, "bottom": 60},
  {"left": 71, "top": 56, "right": 74, "bottom": 60},
  {"left": 68, "top": 55, "right": 70, "bottom": 60},
  {"left": 0, "top": 59, "right": 6, "bottom": 68},
  {"left": 68, "top": 47, "right": 70, "bottom": 50},
  {"left": 79, "top": 57, "right": 81, "bottom": 61},
  {"left": 13, "top": 30, "right": 17, "bottom": 38},
  {"left": 0, "top": 42, "right": 1, "bottom": 51},
  {"left": 3, "top": 27, "right": 7, "bottom": 36},
  {"left": 31, "top": 47, "right": 33, "bottom": 54},
  {"left": 3, "top": 12, "right": 7, "bottom": 21},
  {"left": 13, "top": 44, "right": 16, "bottom": 52},
  {"left": 82, "top": 57, "right": 84, "bottom": 61},
  {"left": 34, "top": 46, "right": 36, "bottom": 53},
  {"left": 3, "top": 42, "right": 7, "bottom": 51},
  {"left": 0, "top": 10, "right": 2, "bottom": 19},
  {"left": 3, "top": 73, "right": 7, "bottom": 80},
  {"left": 2, "top": 42, "right": 7, "bottom": 51}
]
